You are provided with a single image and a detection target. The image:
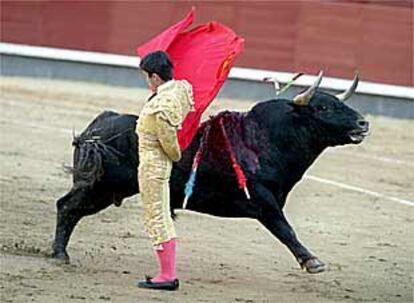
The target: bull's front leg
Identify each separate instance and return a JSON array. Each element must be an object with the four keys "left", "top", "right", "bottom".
[
  {"left": 52, "top": 184, "right": 129, "bottom": 263},
  {"left": 52, "top": 187, "right": 87, "bottom": 263},
  {"left": 253, "top": 184, "right": 326, "bottom": 273}
]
